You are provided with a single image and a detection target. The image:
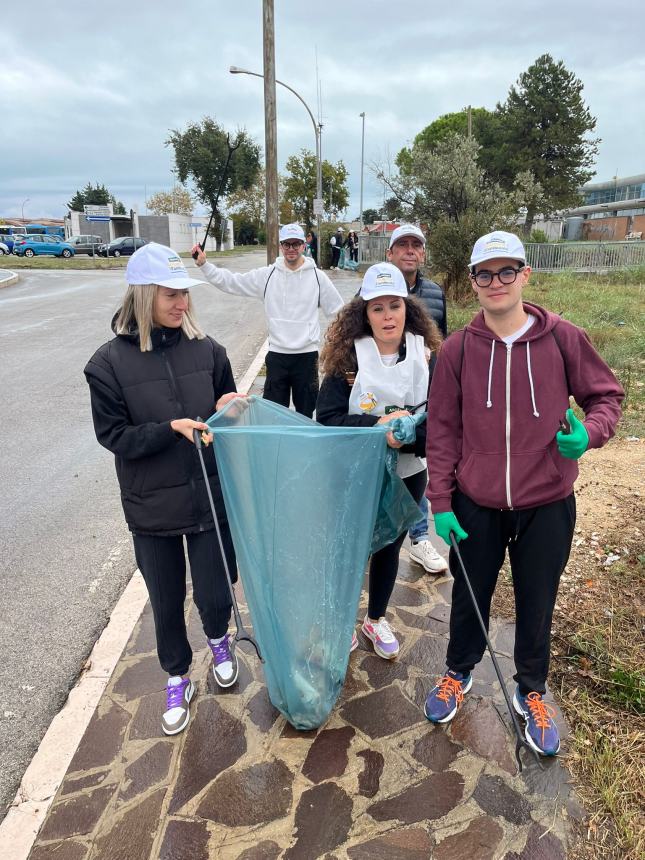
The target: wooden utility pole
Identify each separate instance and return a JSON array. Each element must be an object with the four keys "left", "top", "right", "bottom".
[{"left": 263, "top": 0, "right": 279, "bottom": 264}]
